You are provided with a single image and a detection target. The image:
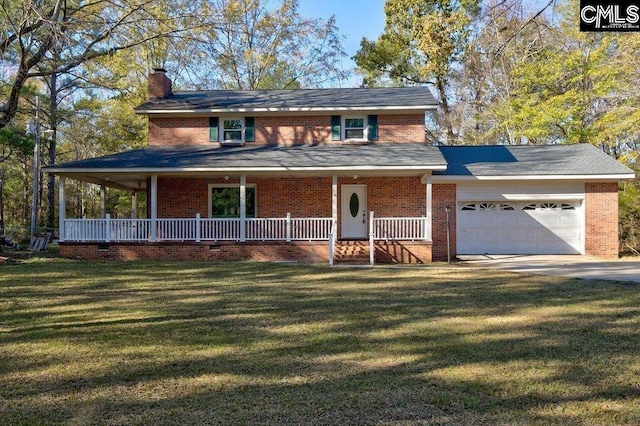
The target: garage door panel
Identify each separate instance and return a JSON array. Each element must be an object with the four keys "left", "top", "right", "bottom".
[{"left": 457, "top": 199, "right": 583, "bottom": 255}]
